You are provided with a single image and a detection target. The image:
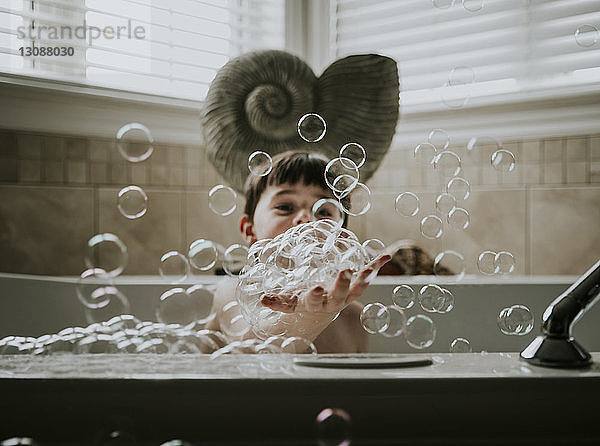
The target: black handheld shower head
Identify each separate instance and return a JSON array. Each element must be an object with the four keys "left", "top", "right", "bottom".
[{"left": 521, "top": 258, "right": 600, "bottom": 368}]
